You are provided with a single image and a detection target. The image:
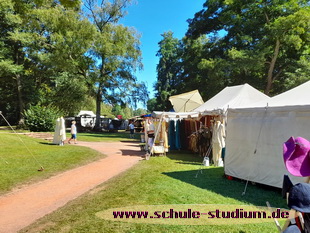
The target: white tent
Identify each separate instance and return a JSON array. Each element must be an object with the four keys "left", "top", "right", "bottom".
[
  {"left": 152, "top": 111, "right": 199, "bottom": 120},
  {"left": 77, "top": 110, "right": 96, "bottom": 117},
  {"left": 239, "top": 80, "right": 310, "bottom": 108},
  {"left": 225, "top": 81, "right": 310, "bottom": 188},
  {"left": 77, "top": 110, "right": 96, "bottom": 128},
  {"left": 194, "top": 83, "right": 270, "bottom": 114}
]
